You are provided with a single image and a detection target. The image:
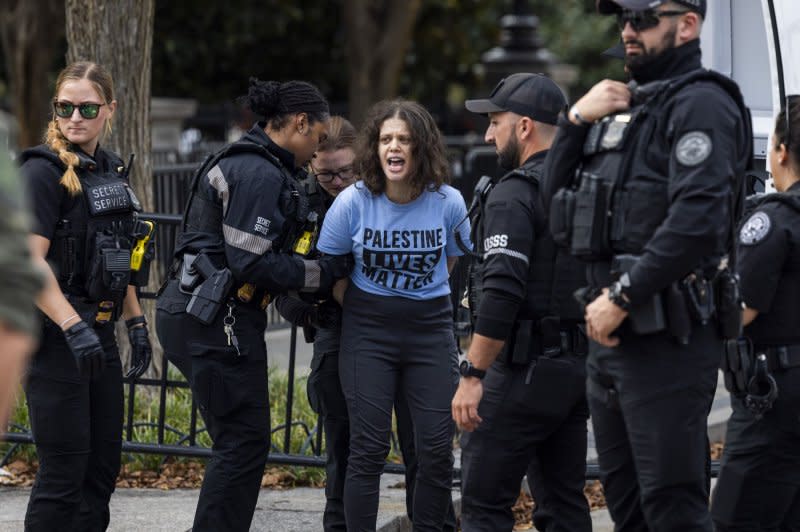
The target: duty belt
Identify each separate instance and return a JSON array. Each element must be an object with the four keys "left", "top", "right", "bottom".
[
  {"left": 504, "top": 319, "right": 587, "bottom": 366},
  {"left": 760, "top": 345, "right": 800, "bottom": 372}
]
